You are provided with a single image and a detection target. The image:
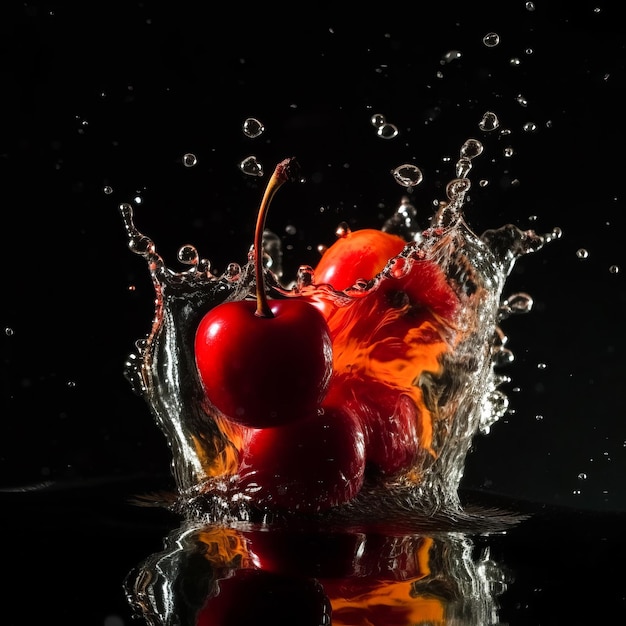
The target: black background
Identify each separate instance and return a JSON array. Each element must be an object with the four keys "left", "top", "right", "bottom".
[
  {"left": 2, "top": 1, "right": 625, "bottom": 511},
  {"left": 2, "top": 2, "right": 626, "bottom": 625}
]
